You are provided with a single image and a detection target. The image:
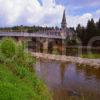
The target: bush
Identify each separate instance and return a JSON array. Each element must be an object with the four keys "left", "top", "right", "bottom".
[
  {"left": 0, "top": 37, "right": 16, "bottom": 59},
  {"left": 15, "top": 43, "right": 36, "bottom": 67},
  {"left": 0, "top": 37, "right": 36, "bottom": 67}
]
